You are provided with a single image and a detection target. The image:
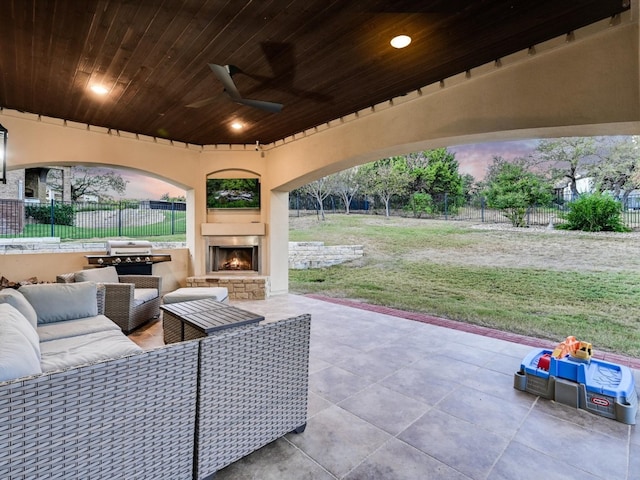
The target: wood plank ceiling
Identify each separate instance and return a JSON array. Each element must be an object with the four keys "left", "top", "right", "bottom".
[{"left": 0, "top": 0, "right": 630, "bottom": 146}]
